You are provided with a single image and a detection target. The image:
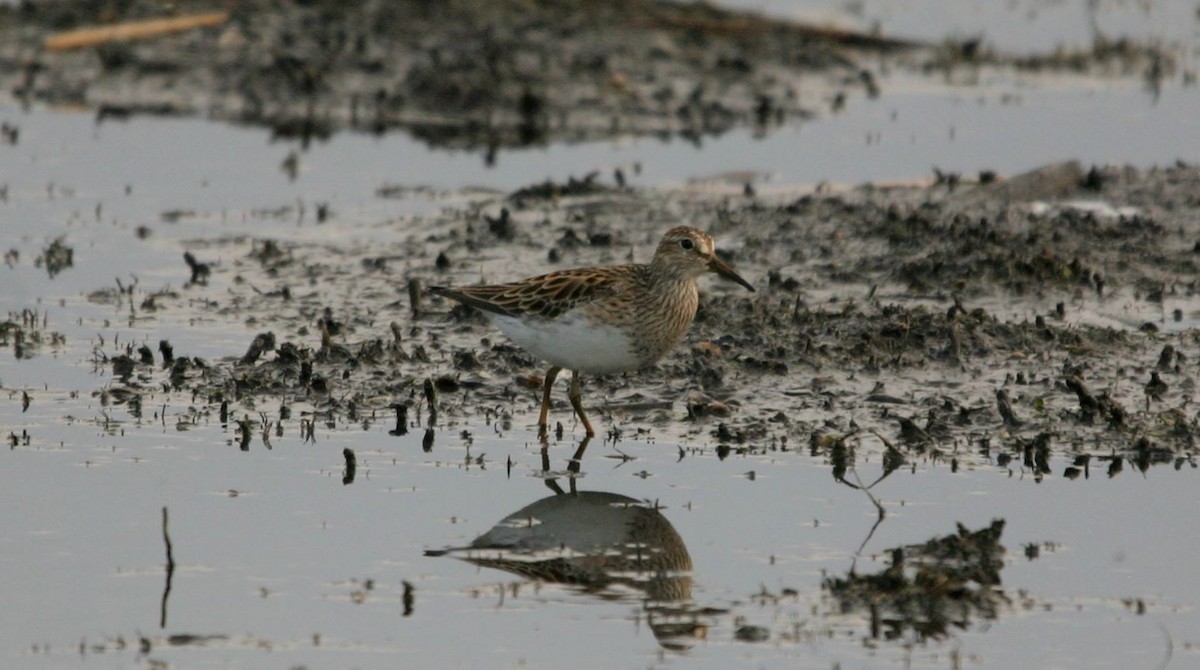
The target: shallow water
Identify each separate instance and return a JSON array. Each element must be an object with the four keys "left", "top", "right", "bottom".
[
  {"left": 3, "top": 38, "right": 1200, "bottom": 670},
  {"left": 3, "top": 404, "right": 1197, "bottom": 669}
]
